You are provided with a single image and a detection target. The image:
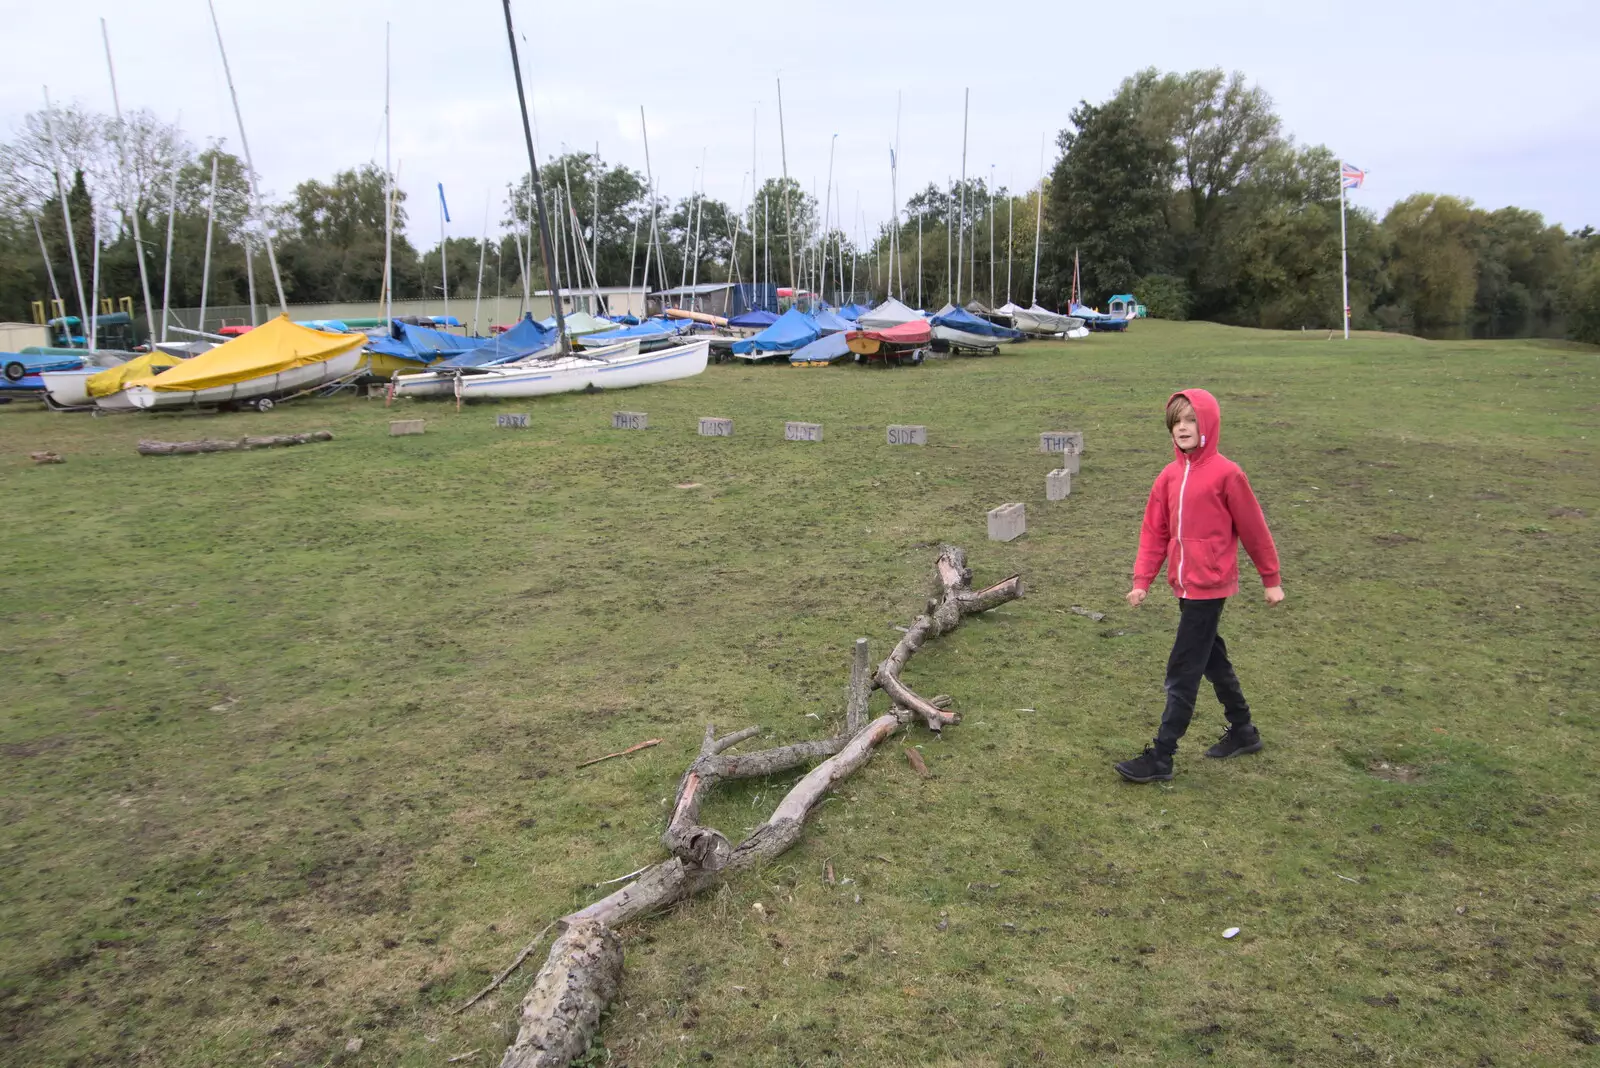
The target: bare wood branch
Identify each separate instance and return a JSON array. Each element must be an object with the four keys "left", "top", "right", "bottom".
[
  {"left": 136, "top": 430, "right": 333, "bottom": 456},
  {"left": 846, "top": 637, "right": 871, "bottom": 735},
  {"left": 575, "top": 738, "right": 661, "bottom": 769},
  {"left": 713, "top": 725, "right": 762, "bottom": 754},
  {"left": 453, "top": 922, "right": 555, "bottom": 1015},
  {"left": 495, "top": 547, "right": 1022, "bottom": 1068}
]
